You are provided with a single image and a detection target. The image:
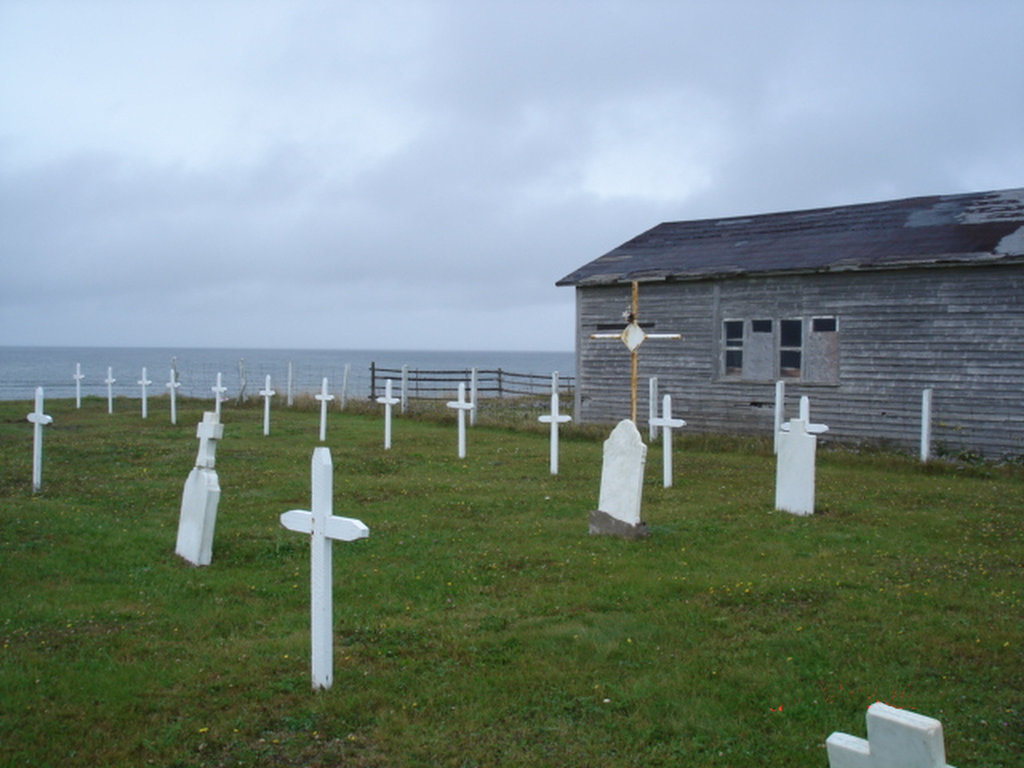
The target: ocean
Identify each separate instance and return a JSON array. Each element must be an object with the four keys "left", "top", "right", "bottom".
[{"left": 0, "top": 347, "right": 575, "bottom": 402}]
